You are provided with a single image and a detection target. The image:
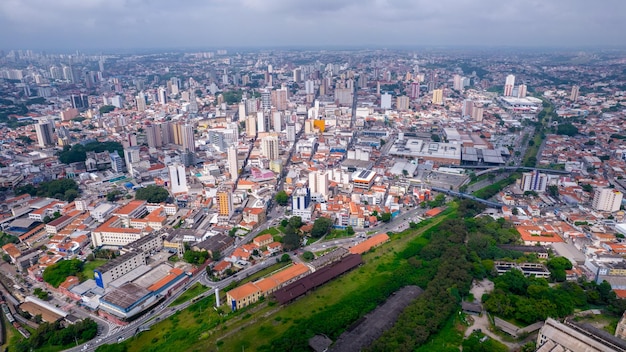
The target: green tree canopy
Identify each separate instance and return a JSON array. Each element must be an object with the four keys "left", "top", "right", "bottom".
[
  {"left": 42, "top": 259, "right": 84, "bottom": 287},
  {"left": 275, "top": 190, "right": 289, "bottom": 206},
  {"left": 99, "top": 105, "right": 115, "bottom": 114},
  {"left": 135, "top": 185, "right": 170, "bottom": 203},
  {"left": 556, "top": 123, "right": 579, "bottom": 136},
  {"left": 311, "top": 217, "right": 334, "bottom": 238}
]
